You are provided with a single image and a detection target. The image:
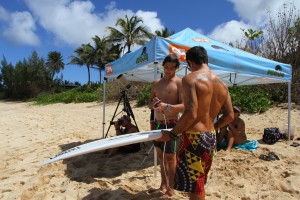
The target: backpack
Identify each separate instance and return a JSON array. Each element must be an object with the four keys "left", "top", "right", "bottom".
[{"left": 262, "top": 128, "right": 282, "bottom": 144}]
